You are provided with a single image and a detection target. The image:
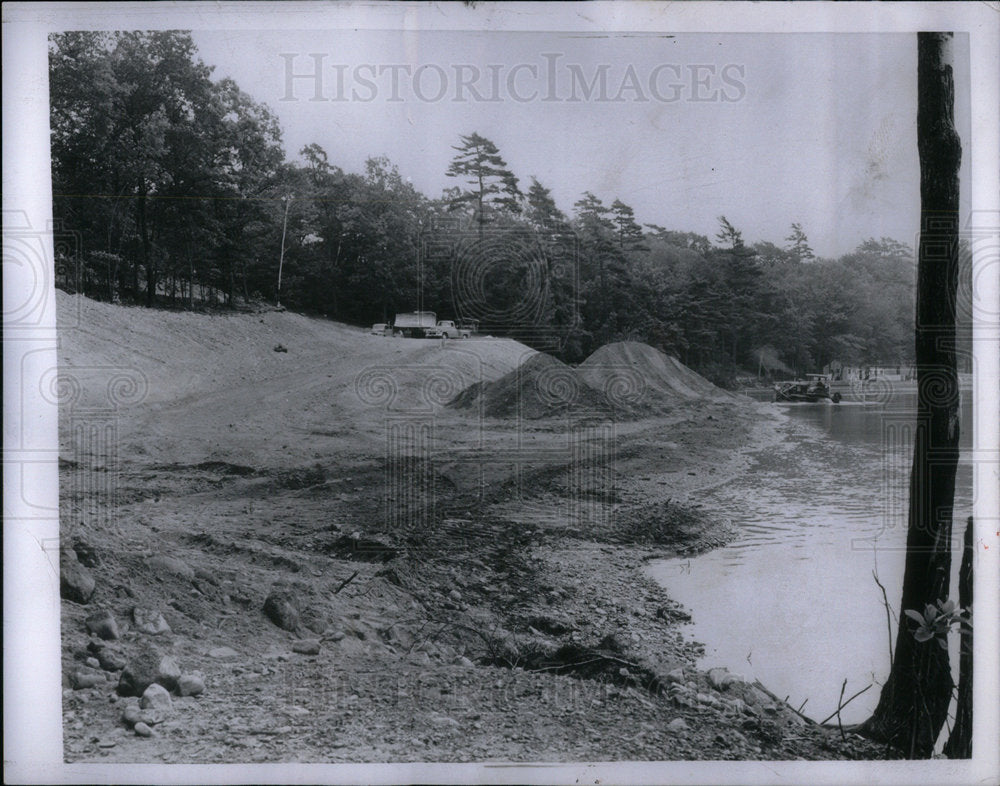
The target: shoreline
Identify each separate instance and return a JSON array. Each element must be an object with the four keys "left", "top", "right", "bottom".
[{"left": 56, "top": 294, "right": 890, "bottom": 762}]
